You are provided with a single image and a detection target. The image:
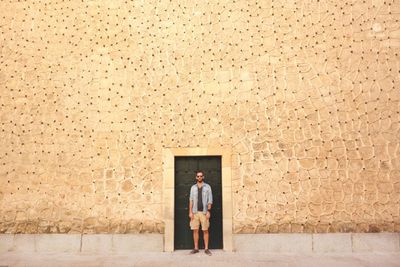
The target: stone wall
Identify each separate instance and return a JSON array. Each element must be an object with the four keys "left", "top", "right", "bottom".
[{"left": 0, "top": 0, "right": 399, "bottom": 234}]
